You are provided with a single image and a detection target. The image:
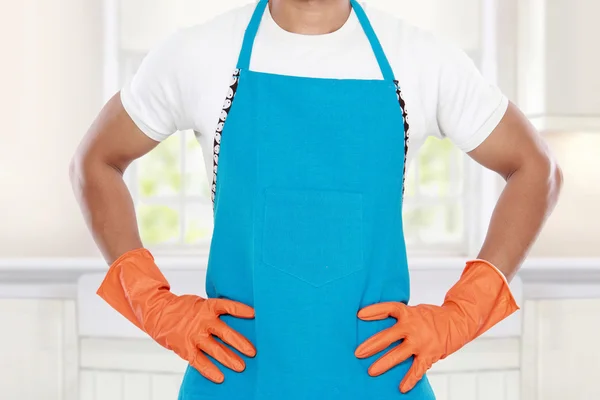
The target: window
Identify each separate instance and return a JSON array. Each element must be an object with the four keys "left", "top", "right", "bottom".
[
  {"left": 115, "top": 3, "right": 487, "bottom": 258},
  {"left": 404, "top": 138, "right": 471, "bottom": 255},
  {"left": 129, "top": 131, "right": 213, "bottom": 252}
]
